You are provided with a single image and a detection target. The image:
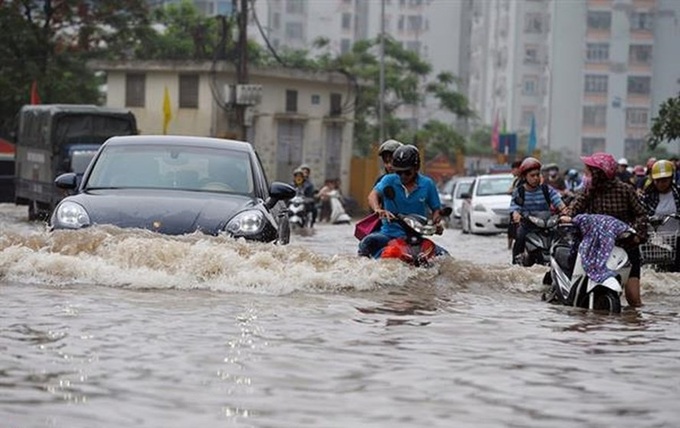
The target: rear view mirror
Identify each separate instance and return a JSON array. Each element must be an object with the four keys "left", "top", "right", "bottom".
[{"left": 54, "top": 173, "right": 78, "bottom": 190}]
